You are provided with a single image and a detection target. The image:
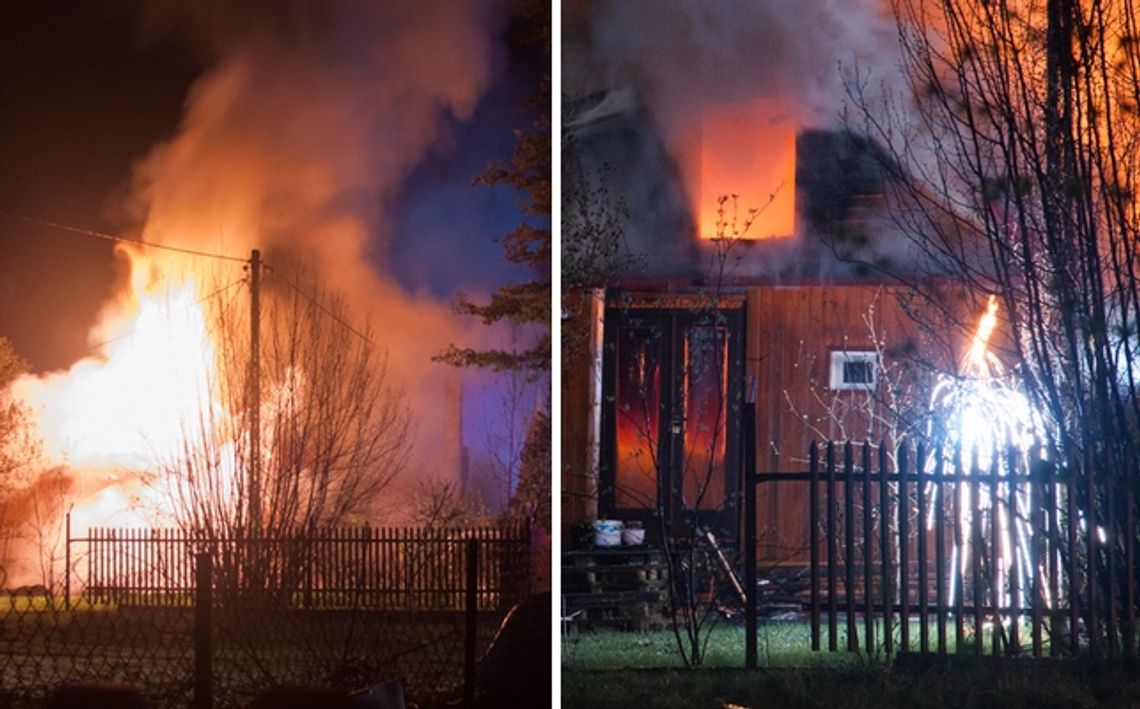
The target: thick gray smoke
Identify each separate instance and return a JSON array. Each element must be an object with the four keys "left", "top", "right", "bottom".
[
  {"left": 566, "top": 0, "right": 904, "bottom": 278},
  {"left": 126, "top": 1, "right": 517, "bottom": 512},
  {"left": 124, "top": 2, "right": 511, "bottom": 508},
  {"left": 580, "top": 0, "right": 896, "bottom": 140}
]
